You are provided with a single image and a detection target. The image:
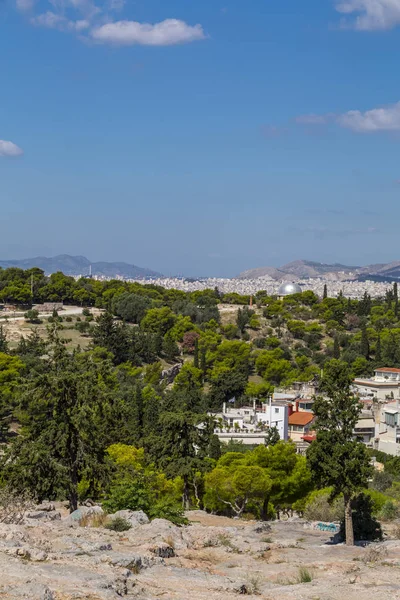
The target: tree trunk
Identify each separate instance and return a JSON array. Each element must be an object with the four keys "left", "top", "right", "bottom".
[
  {"left": 68, "top": 432, "right": 79, "bottom": 513},
  {"left": 261, "top": 494, "right": 271, "bottom": 521},
  {"left": 182, "top": 477, "right": 191, "bottom": 510},
  {"left": 69, "top": 484, "right": 78, "bottom": 513},
  {"left": 344, "top": 494, "right": 354, "bottom": 546}
]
